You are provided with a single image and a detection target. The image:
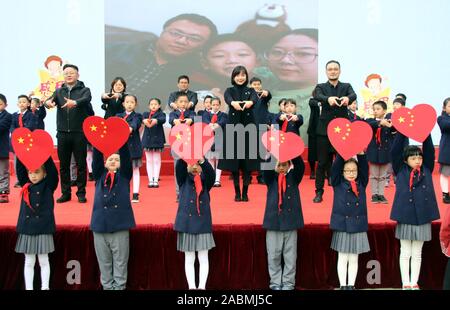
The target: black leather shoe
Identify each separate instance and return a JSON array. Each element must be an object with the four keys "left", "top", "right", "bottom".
[
  {"left": 57, "top": 195, "right": 71, "bottom": 203},
  {"left": 313, "top": 191, "right": 323, "bottom": 203},
  {"left": 88, "top": 173, "right": 94, "bottom": 181},
  {"left": 241, "top": 194, "right": 249, "bottom": 202},
  {"left": 77, "top": 195, "right": 87, "bottom": 203},
  {"left": 235, "top": 194, "right": 242, "bottom": 202},
  {"left": 443, "top": 192, "right": 450, "bottom": 204}
]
